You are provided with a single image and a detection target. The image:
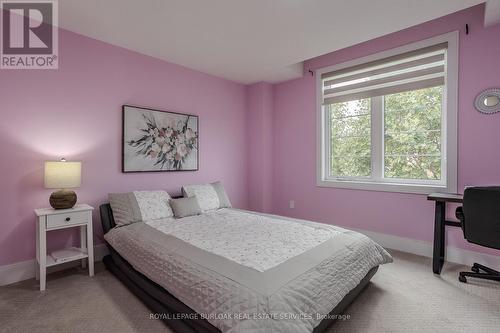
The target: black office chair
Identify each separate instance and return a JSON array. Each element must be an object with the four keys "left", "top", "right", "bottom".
[{"left": 455, "top": 187, "right": 500, "bottom": 283}]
